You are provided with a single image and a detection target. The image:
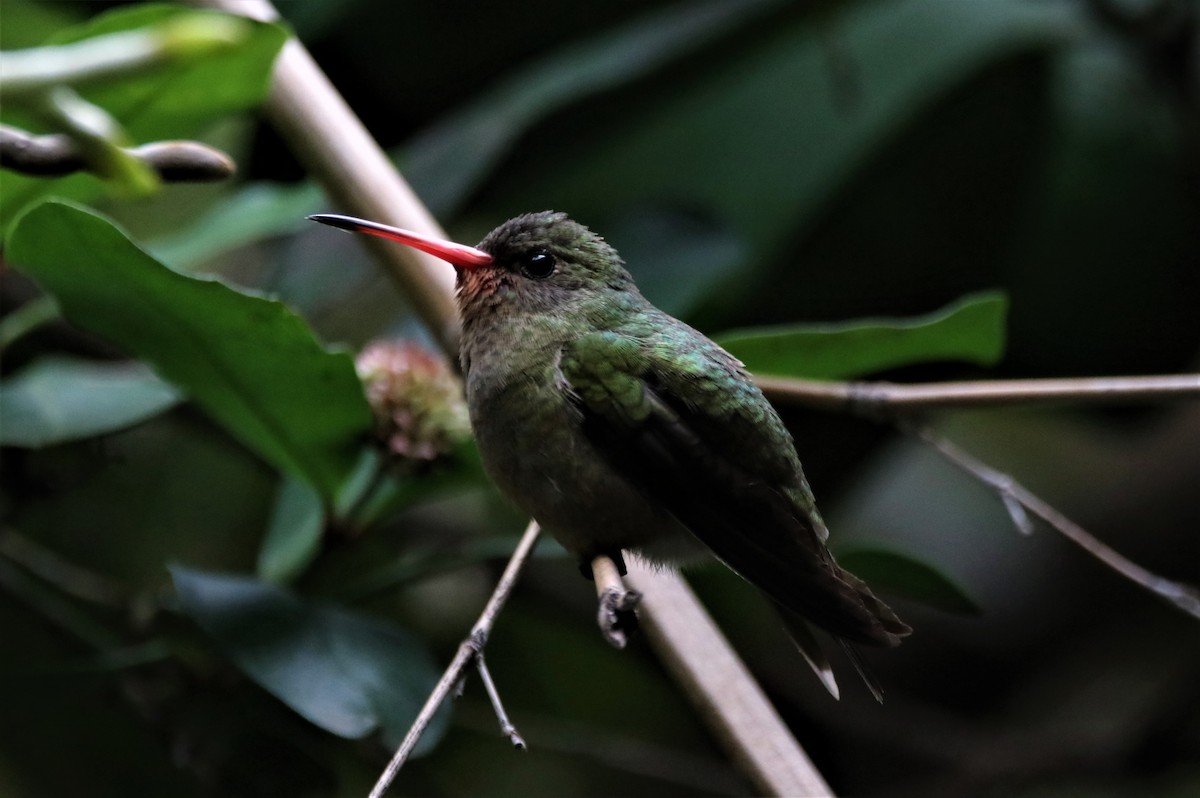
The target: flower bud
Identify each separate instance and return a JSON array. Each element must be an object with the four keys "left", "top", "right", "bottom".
[{"left": 356, "top": 340, "right": 470, "bottom": 463}]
